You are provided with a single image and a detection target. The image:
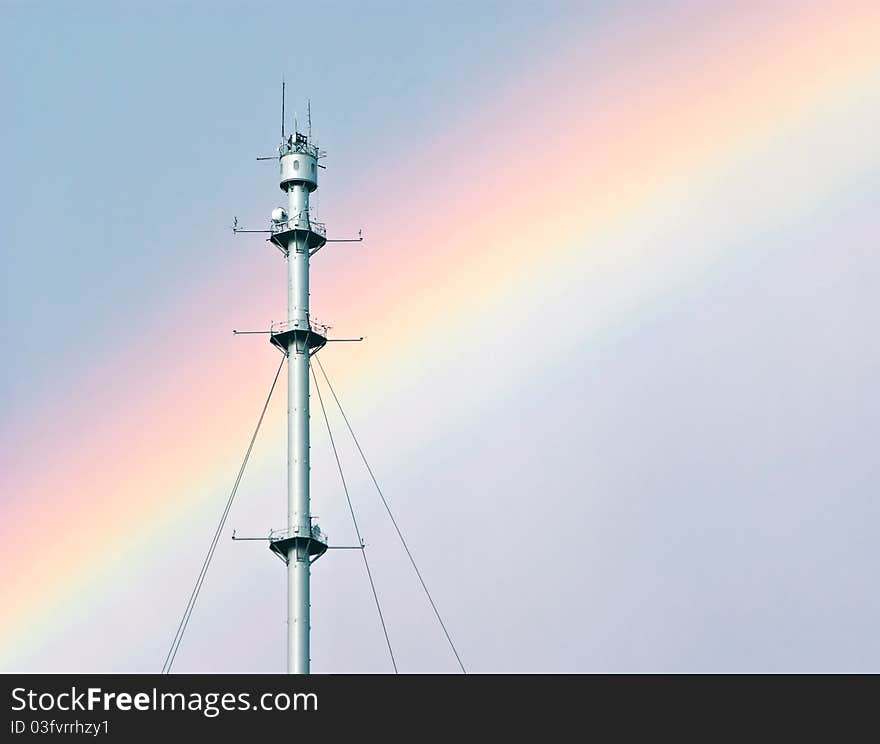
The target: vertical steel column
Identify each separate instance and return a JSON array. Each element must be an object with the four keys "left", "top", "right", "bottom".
[{"left": 287, "top": 183, "right": 311, "bottom": 674}]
